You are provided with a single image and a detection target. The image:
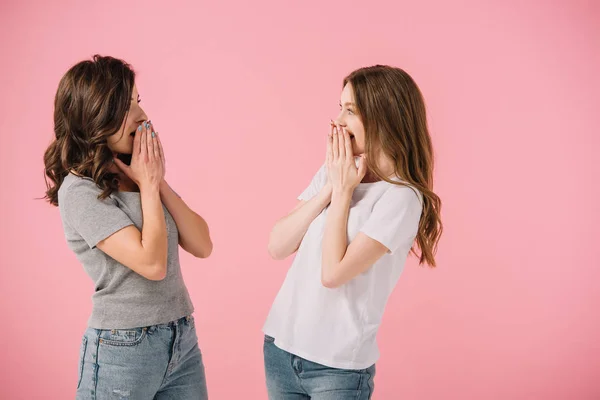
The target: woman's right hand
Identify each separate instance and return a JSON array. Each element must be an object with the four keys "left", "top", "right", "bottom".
[{"left": 114, "top": 121, "right": 164, "bottom": 191}]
